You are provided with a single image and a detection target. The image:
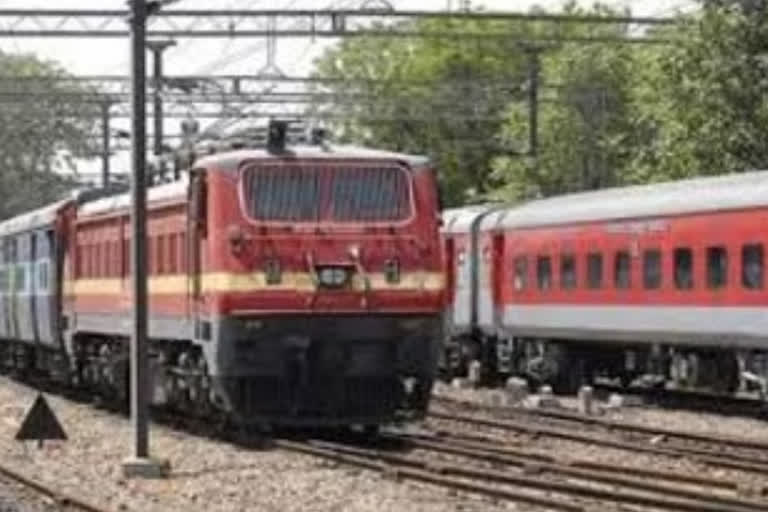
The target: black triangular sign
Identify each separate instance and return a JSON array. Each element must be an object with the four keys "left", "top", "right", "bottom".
[{"left": 15, "top": 394, "right": 67, "bottom": 443}]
